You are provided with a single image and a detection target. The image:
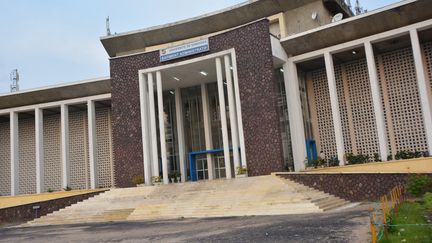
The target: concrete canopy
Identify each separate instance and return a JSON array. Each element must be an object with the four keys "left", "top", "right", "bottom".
[
  {"left": 280, "top": 0, "right": 432, "bottom": 56},
  {"left": 100, "top": 0, "right": 319, "bottom": 57},
  {"left": 0, "top": 77, "right": 111, "bottom": 110}
]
